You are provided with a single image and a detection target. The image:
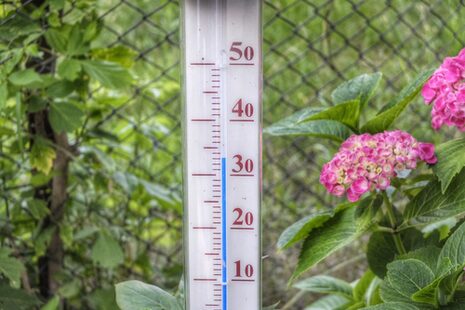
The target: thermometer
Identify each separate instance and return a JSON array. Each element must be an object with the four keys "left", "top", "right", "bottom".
[{"left": 182, "top": 1, "right": 262, "bottom": 309}]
